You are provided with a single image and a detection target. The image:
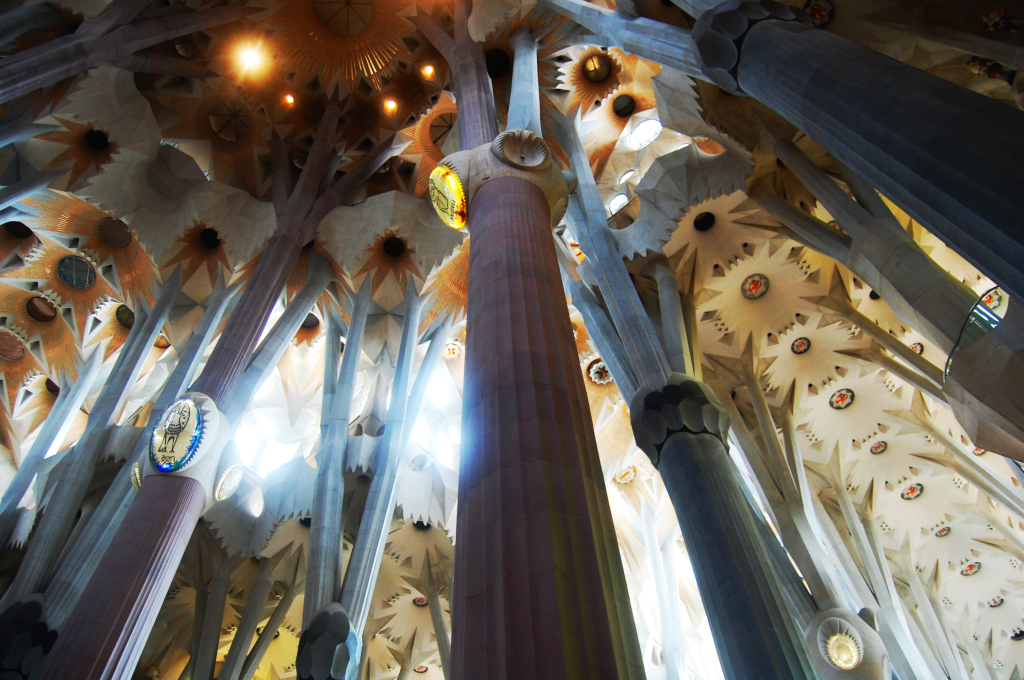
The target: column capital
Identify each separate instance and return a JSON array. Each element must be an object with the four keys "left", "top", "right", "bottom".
[
  {"left": 692, "top": 0, "right": 811, "bottom": 94},
  {"left": 630, "top": 373, "right": 732, "bottom": 466}
]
